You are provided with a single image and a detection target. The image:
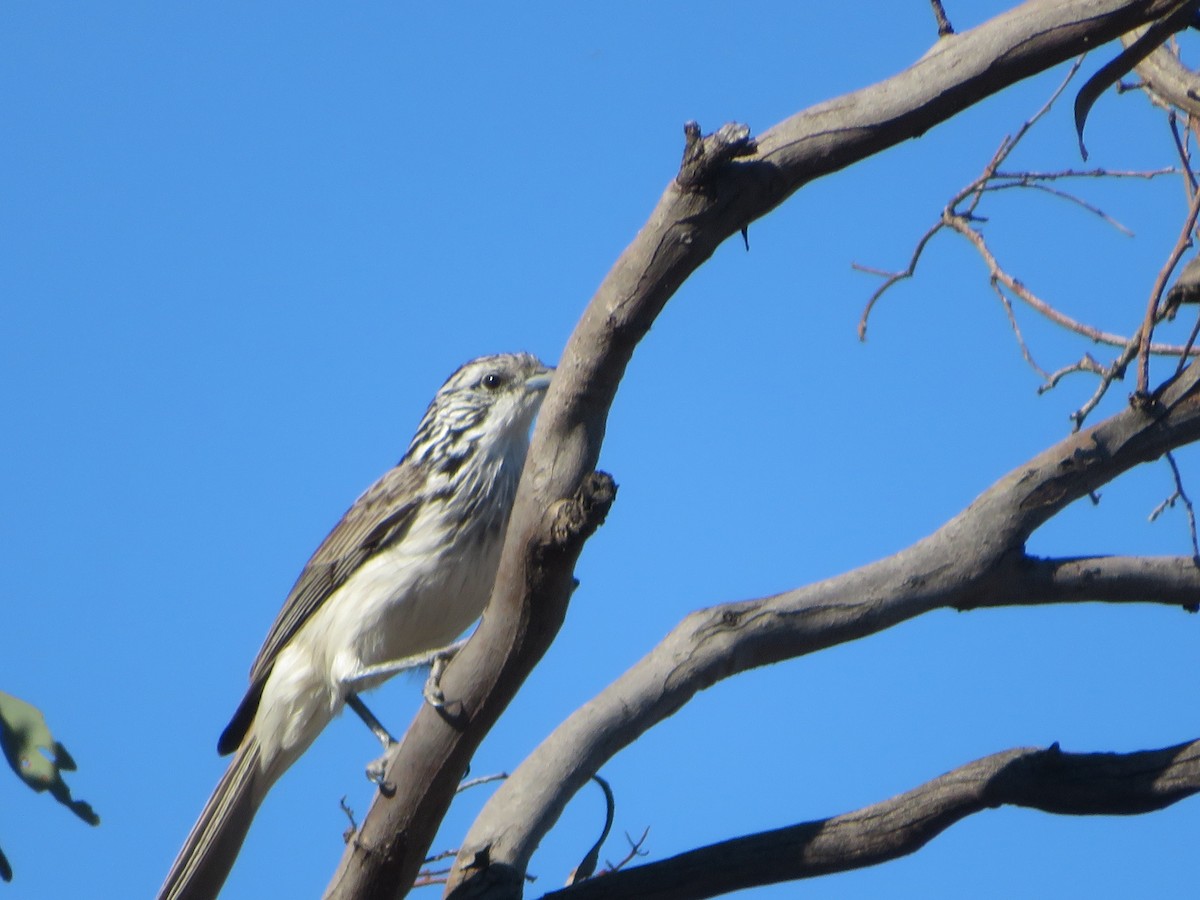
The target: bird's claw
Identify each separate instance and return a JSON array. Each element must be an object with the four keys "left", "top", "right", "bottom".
[
  {"left": 365, "top": 753, "right": 396, "bottom": 796},
  {"left": 422, "top": 647, "right": 459, "bottom": 710}
]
